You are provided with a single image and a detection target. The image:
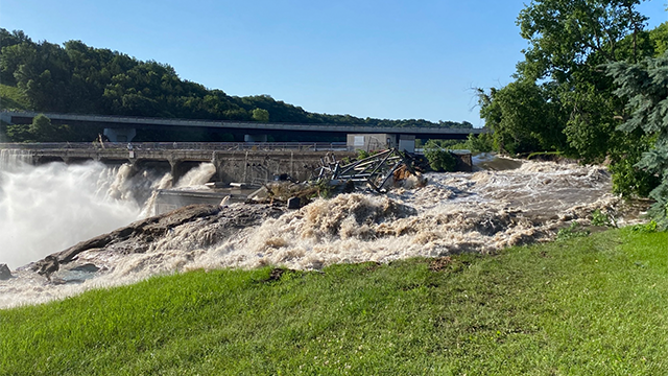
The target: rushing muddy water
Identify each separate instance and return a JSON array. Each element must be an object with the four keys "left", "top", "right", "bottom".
[{"left": 0, "top": 153, "right": 647, "bottom": 308}]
